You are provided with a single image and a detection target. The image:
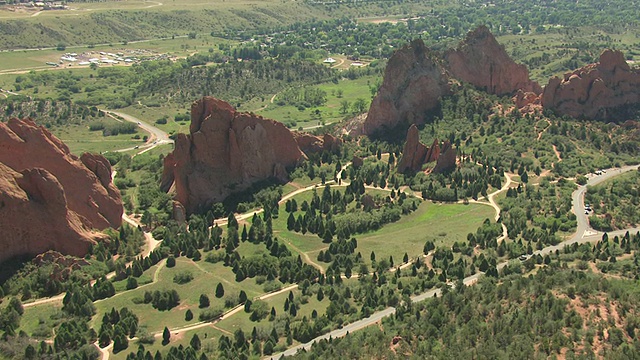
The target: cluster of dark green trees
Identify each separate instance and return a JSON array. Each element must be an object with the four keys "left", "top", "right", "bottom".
[
  {"left": 585, "top": 170, "right": 640, "bottom": 231},
  {"left": 98, "top": 307, "right": 139, "bottom": 353},
  {"left": 0, "top": 98, "right": 104, "bottom": 126},
  {"left": 293, "top": 250, "right": 640, "bottom": 359}
]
